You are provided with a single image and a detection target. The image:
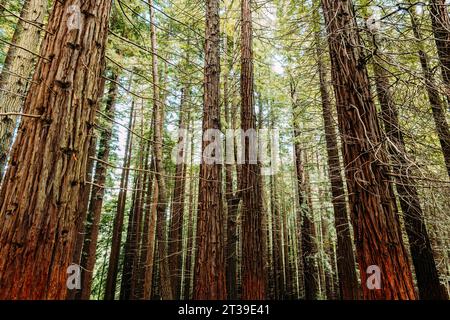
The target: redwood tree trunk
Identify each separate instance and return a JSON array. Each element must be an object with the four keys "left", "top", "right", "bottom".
[
  {"left": 0, "top": 0, "right": 46, "bottom": 180},
  {"left": 314, "top": 10, "right": 359, "bottom": 299},
  {"left": 240, "top": 0, "right": 266, "bottom": 300},
  {"left": 0, "top": 0, "right": 112, "bottom": 300},
  {"left": 290, "top": 79, "right": 320, "bottom": 300},
  {"left": 321, "top": 0, "right": 416, "bottom": 300},
  {"left": 193, "top": 0, "right": 226, "bottom": 300},
  {"left": 142, "top": 163, "right": 159, "bottom": 300}
]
